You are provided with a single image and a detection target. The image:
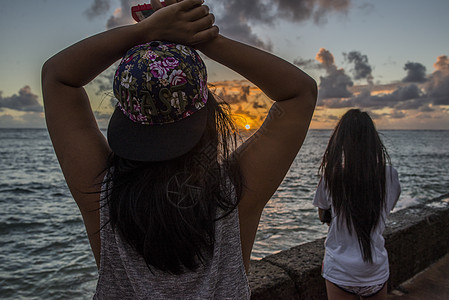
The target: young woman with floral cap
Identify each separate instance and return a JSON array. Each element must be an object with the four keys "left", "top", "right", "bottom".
[{"left": 42, "top": 0, "right": 317, "bottom": 298}]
